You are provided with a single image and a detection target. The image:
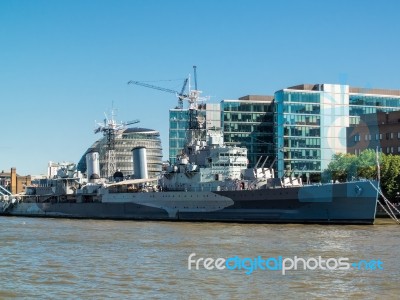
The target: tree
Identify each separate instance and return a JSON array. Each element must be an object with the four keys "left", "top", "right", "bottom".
[
  {"left": 380, "top": 154, "right": 400, "bottom": 200},
  {"left": 324, "top": 153, "right": 357, "bottom": 182},
  {"left": 324, "top": 150, "right": 400, "bottom": 201},
  {"left": 356, "top": 149, "right": 378, "bottom": 179}
]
